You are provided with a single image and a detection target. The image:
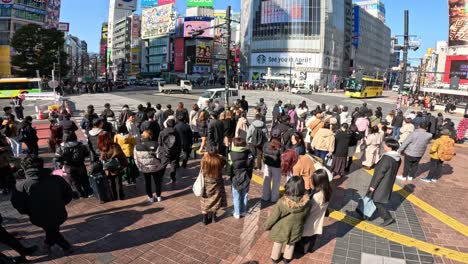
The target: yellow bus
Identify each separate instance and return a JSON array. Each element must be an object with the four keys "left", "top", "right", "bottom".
[
  {"left": 0, "top": 78, "right": 43, "bottom": 98},
  {"left": 345, "top": 77, "right": 384, "bottom": 98}
]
